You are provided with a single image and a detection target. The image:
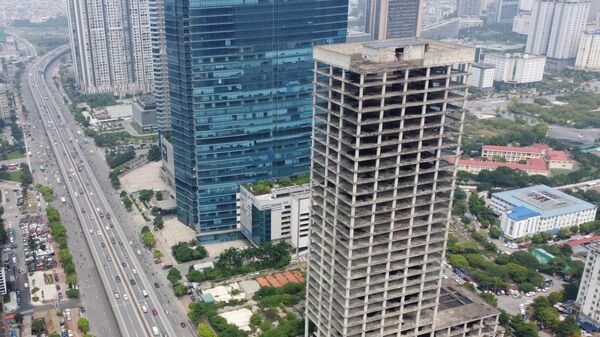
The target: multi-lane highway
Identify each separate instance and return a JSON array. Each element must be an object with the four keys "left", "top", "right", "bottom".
[{"left": 23, "top": 47, "right": 190, "bottom": 337}]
